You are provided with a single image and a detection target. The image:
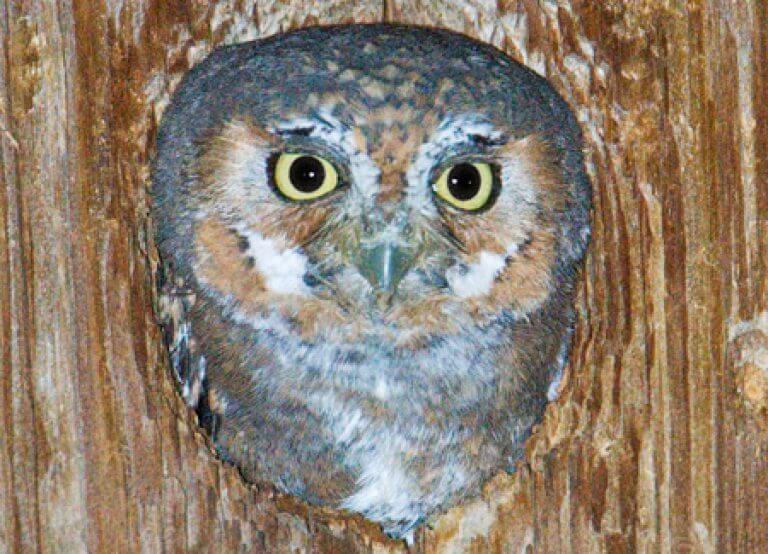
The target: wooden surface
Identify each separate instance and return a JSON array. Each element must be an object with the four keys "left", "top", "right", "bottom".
[{"left": 1, "top": 1, "right": 766, "bottom": 552}]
